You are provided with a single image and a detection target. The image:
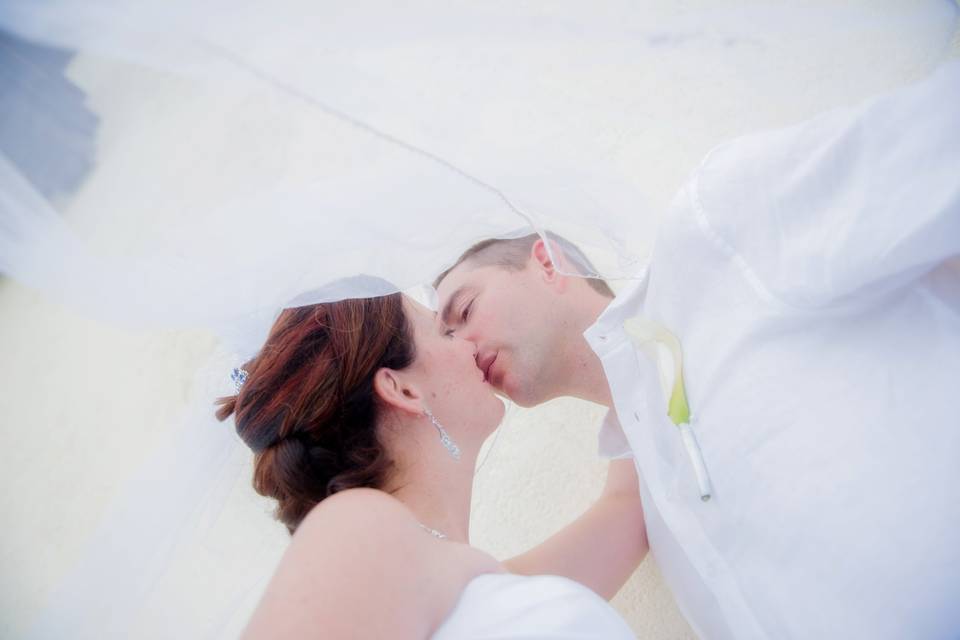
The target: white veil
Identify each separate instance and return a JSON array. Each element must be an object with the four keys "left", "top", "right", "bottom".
[{"left": 1, "top": 1, "right": 956, "bottom": 637}]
